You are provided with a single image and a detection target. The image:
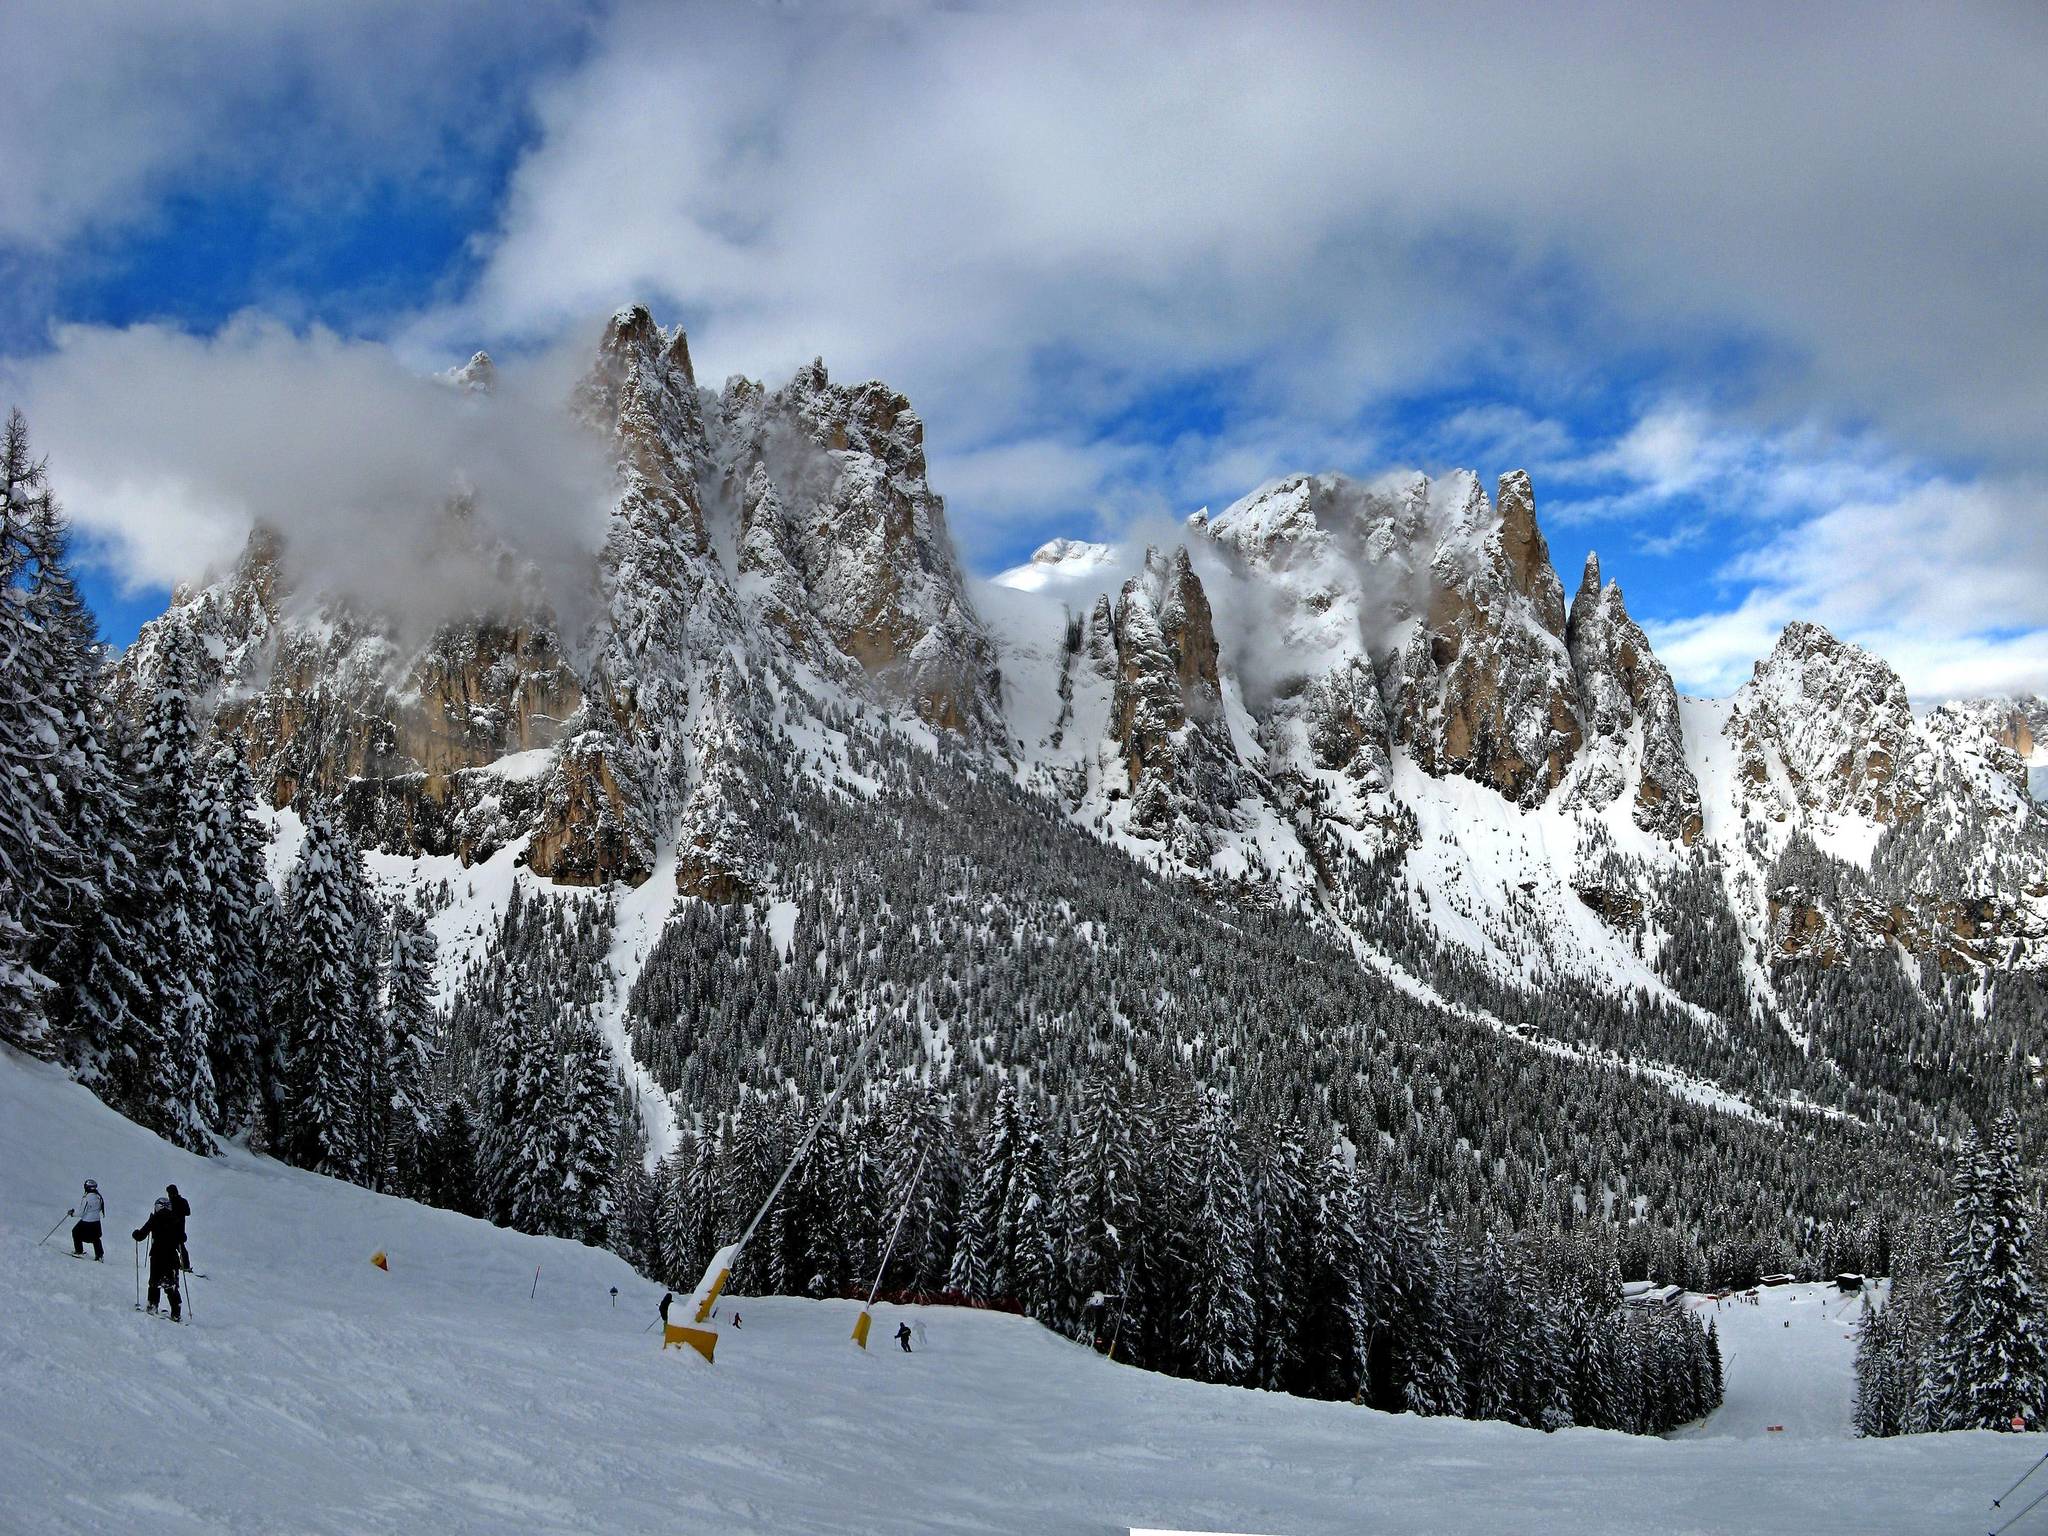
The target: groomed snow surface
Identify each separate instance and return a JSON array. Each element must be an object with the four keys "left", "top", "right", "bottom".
[{"left": 0, "top": 1051, "right": 2032, "bottom": 1536}]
